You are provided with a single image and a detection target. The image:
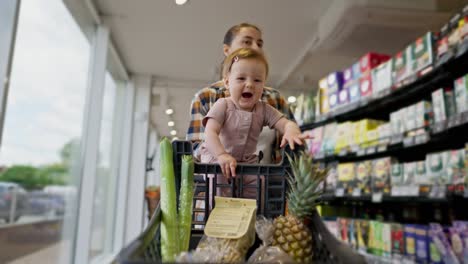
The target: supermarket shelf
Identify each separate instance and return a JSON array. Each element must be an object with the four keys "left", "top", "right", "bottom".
[
  {"left": 319, "top": 187, "right": 467, "bottom": 204},
  {"left": 313, "top": 111, "right": 468, "bottom": 163},
  {"left": 300, "top": 47, "right": 468, "bottom": 131}
]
